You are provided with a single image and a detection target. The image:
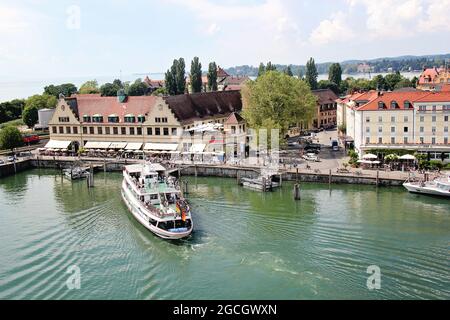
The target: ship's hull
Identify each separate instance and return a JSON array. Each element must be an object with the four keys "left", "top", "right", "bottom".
[
  {"left": 121, "top": 180, "right": 193, "bottom": 240},
  {"left": 403, "top": 182, "right": 450, "bottom": 198}
]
